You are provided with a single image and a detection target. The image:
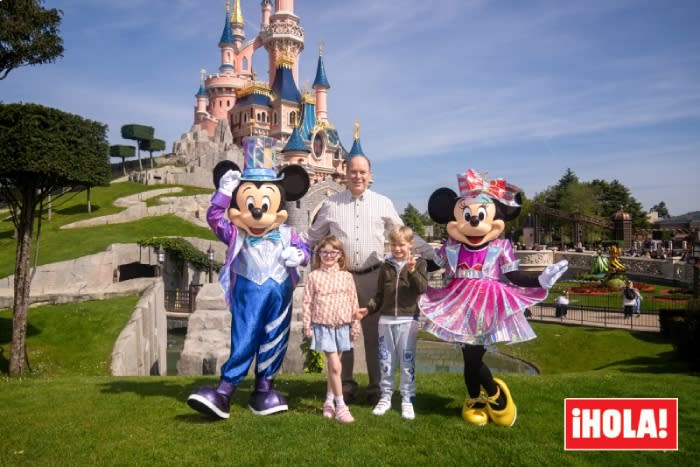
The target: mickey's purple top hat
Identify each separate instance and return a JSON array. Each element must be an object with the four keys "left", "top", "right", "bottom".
[{"left": 241, "top": 136, "right": 282, "bottom": 181}]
